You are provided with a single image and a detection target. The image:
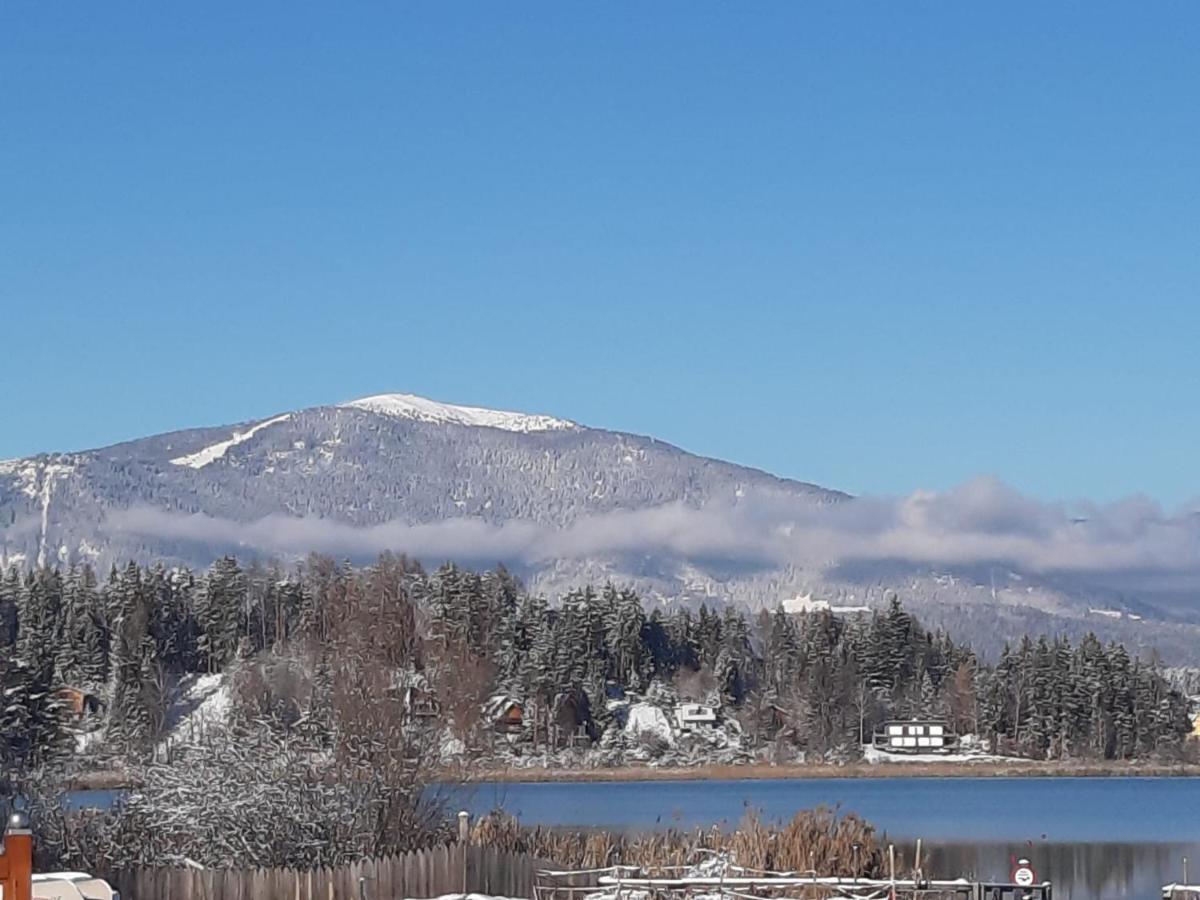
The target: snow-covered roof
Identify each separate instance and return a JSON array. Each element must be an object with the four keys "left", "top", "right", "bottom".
[
  {"left": 484, "top": 694, "right": 523, "bottom": 718},
  {"left": 33, "top": 873, "right": 98, "bottom": 881},
  {"left": 677, "top": 703, "right": 717, "bottom": 720}
]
